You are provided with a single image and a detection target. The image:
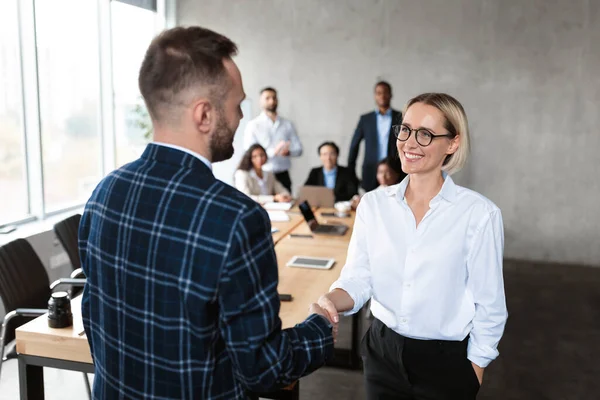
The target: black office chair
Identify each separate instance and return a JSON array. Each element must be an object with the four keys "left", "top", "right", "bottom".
[
  {"left": 0, "top": 238, "right": 89, "bottom": 397},
  {"left": 54, "top": 213, "right": 83, "bottom": 273},
  {"left": 54, "top": 214, "right": 85, "bottom": 296}
]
